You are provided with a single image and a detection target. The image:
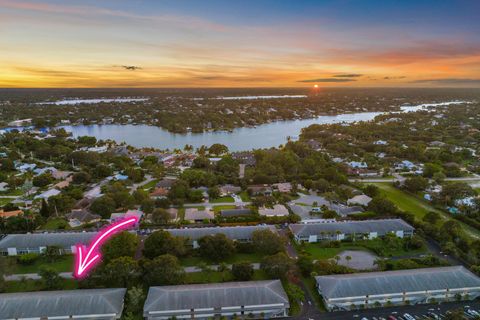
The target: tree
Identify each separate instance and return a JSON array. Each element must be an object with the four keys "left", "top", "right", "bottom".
[
  {"left": 33, "top": 173, "right": 53, "bottom": 187},
  {"left": 142, "top": 254, "right": 185, "bottom": 285},
  {"left": 217, "top": 262, "right": 229, "bottom": 281},
  {"left": 367, "top": 197, "right": 397, "bottom": 215},
  {"left": 297, "top": 254, "right": 314, "bottom": 276},
  {"left": 208, "top": 186, "right": 220, "bottom": 199},
  {"left": 231, "top": 262, "right": 254, "bottom": 281},
  {"left": 403, "top": 176, "right": 429, "bottom": 193},
  {"left": 143, "top": 230, "right": 187, "bottom": 259},
  {"left": 260, "top": 252, "right": 293, "bottom": 279},
  {"left": 423, "top": 211, "right": 441, "bottom": 225},
  {"left": 141, "top": 198, "right": 155, "bottom": 214},
  {"left": 102, "top": 256, "right": 139, "bottom": 287},
  {"left": 40, "top": 198, "right": 50, "bottom": 218},
  {"left": 209, "top": 143, "right": 228, "bottom": 155},
  {"left": 44, "top": 245, "right": 61, "bottom": 262},
  {"left": 90, "top": 196, "right": 116, "bottom": 218},
  {"left": 151, "top": 208, "right": 171, "bottom": 224},
  {"left": 102, "top": 231, "right": 139, "bottom": 262},
  {"left": 39, "top": 267, "right": 62, "bottom": 289},
  {"left": 198, "top": 234, "right": 235, "bottom": 262},
  {"left": 124, "top": 286, "right": 145, "bottom": 317},
  {"left": 363, "top": 184, "right": 379, "bottom": 198},
  {"left": 345, "top": 255, "right": 352, "bottom": 266},
  {"left": 251, "top": 229, "right": 284, "bottom": 255},
  {"left": 72, "top": 171, "right": 91, "bottom": 184}
]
